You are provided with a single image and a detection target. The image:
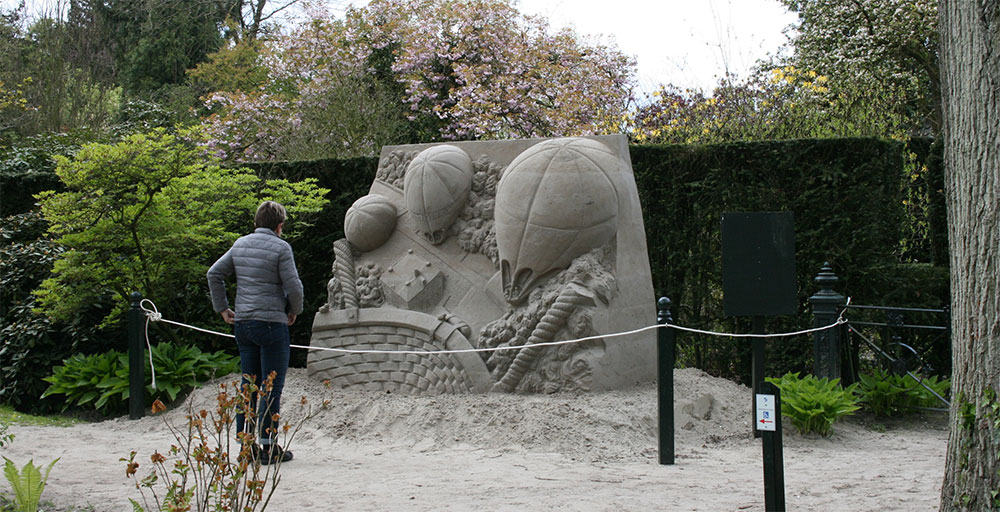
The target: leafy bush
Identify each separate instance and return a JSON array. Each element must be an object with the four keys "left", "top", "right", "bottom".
[
  {"left": 41, "top": 342, "right": 240, "bottom": 416},
  {"left": 0, "top": 211, "right": 107, "bottom": 413},
  {"left": 857, "top": 369, "right": 950, "bottom": 416},
  {"left": 0, "top": 421, "right": 12, "bottom": 448},
  {"left": 34, "top": 127, "right": 328, "bottom": 328},
  {"left": 0, "top": 132, "right": 85, "bottom": 217},
  {"left": 909, "top": 374, "right": 950, "bottom": 407},
  {"left": 766, "top": 372, "right": 860, "bottom": 436}
]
